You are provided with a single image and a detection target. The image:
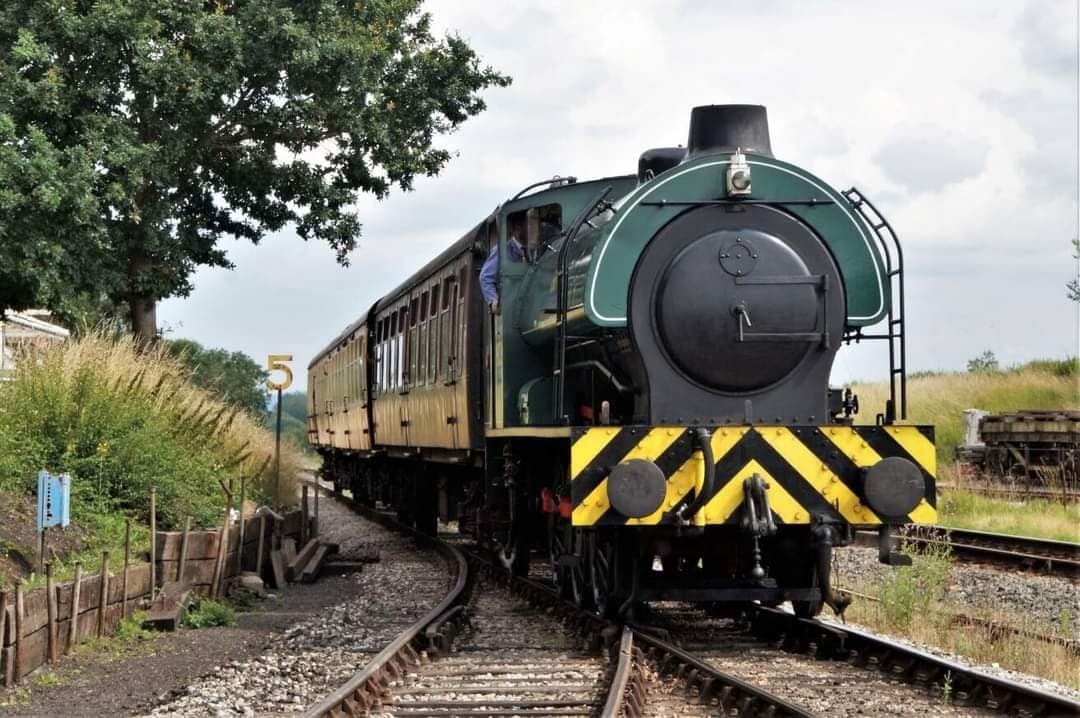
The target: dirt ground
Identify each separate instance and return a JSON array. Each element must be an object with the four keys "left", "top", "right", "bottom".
[{"left": 0, "top": 567, "right": 365, "bottom": 717}]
